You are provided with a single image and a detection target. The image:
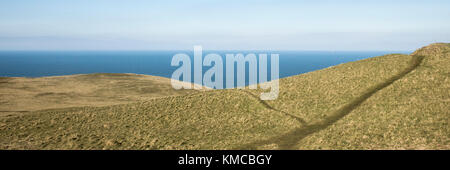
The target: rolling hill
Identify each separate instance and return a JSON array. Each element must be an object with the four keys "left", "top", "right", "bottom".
[
  {"left": 0, "top": 43, "right": 448, "bottom": 149},
  {"left": 0, "top": 73, "right": 199, "bottom": 113}
]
